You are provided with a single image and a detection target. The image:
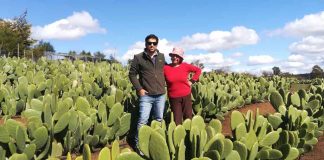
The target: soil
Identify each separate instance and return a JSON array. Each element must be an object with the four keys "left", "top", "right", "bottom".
[
  {"left": 221, "top": 101, "right": 277, "bottom": 137},
  {"left": 0, "top": 116, "right": 28, "bottom": 127},
  {"left": 299, "top": 135, "right": 324, "bottom": 160}
]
